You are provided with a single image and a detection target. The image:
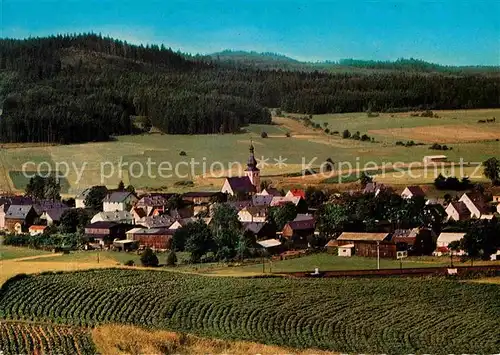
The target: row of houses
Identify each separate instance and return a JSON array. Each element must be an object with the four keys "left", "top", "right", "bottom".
[
  {"left": 324, "top": 230, "right": 496, "bottom": 260},
  {"left": 0, "top": 196, "right": 69, "bottom": 235}
]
